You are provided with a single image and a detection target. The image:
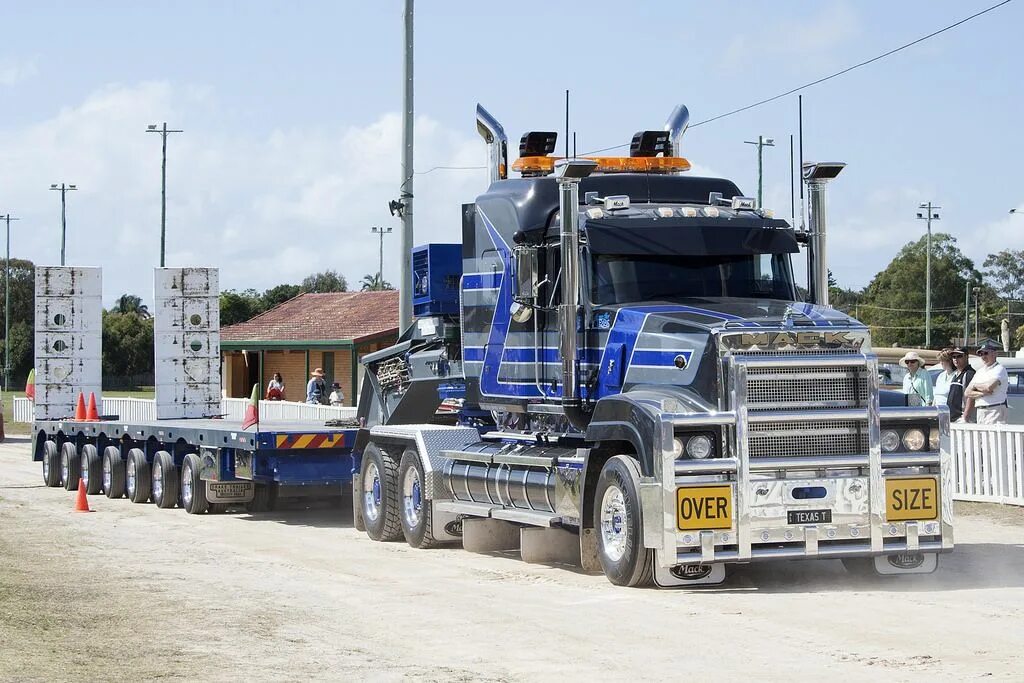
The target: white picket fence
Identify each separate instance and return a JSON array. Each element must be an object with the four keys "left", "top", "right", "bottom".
[{"left": 12, "top": 397, "right": 356, "bottom": 424}]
